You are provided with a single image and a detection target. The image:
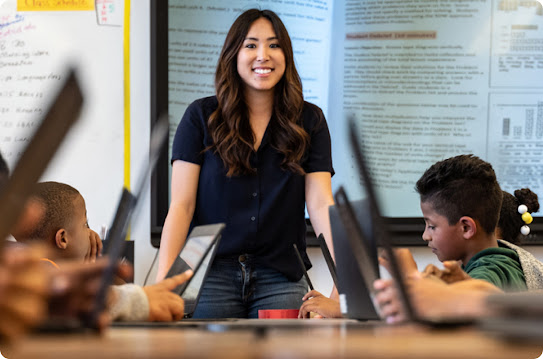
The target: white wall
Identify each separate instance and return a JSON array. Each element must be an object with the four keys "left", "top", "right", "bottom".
[{"left": 131, "top": 0, "right": 158, "bottom": 286}]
